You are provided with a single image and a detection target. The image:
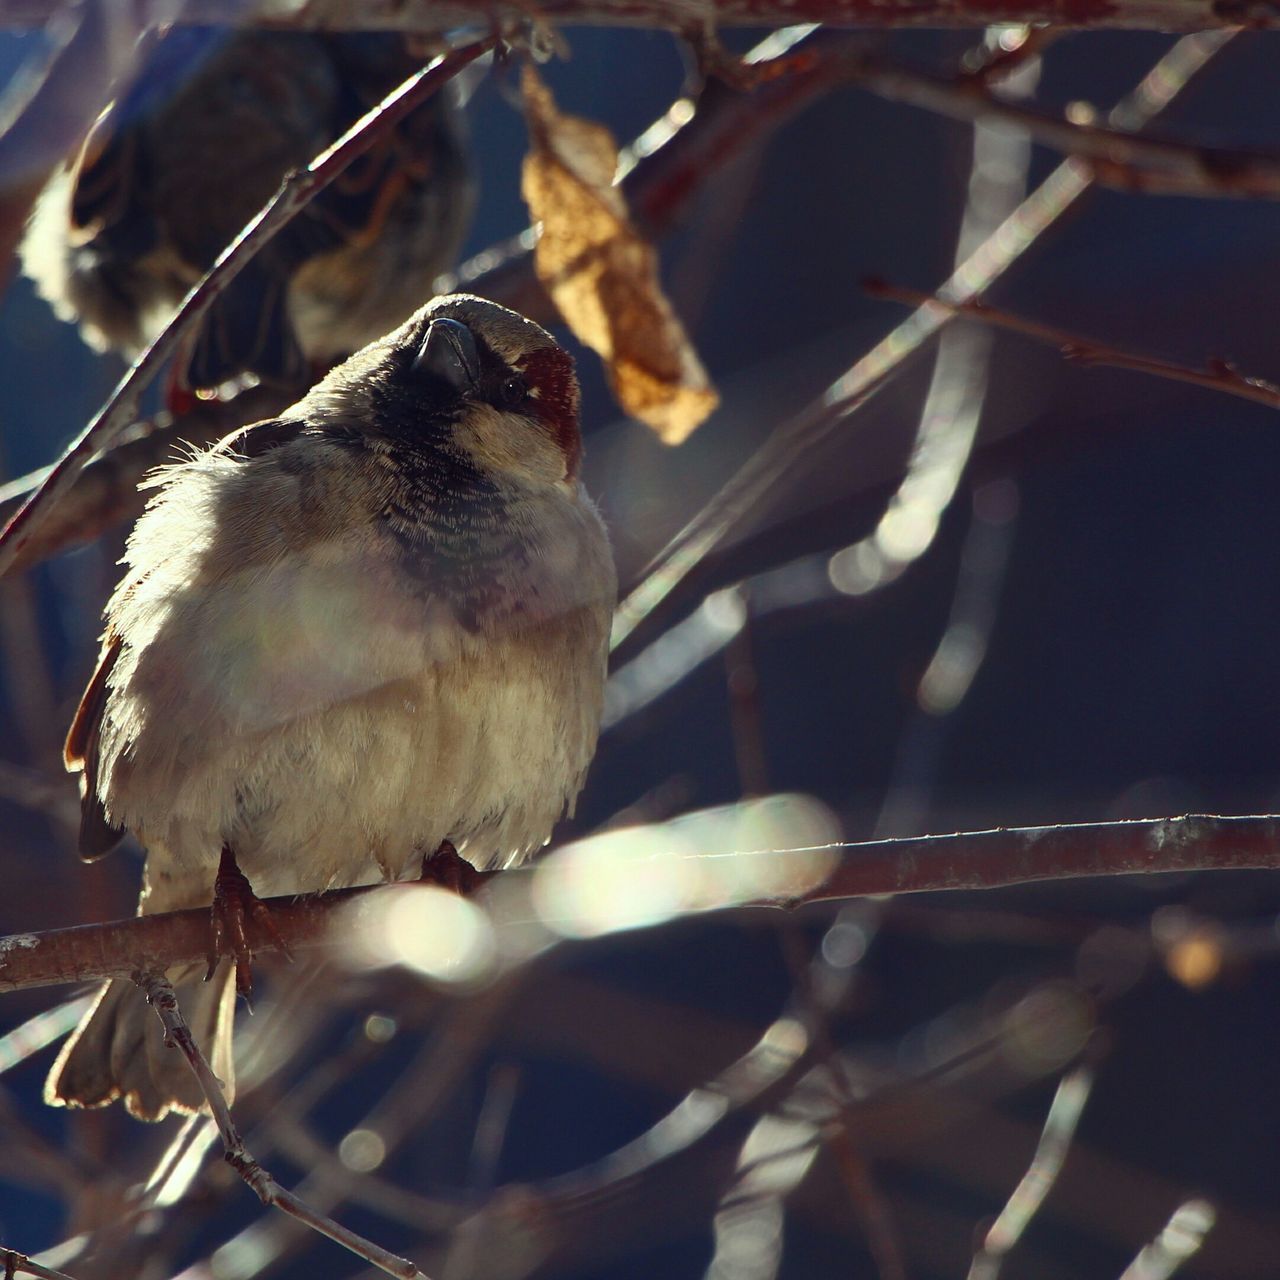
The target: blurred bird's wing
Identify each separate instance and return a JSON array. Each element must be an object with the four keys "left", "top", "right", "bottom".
[{"left": 68, "top": 28, "right": 224, "bottom": 251}]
